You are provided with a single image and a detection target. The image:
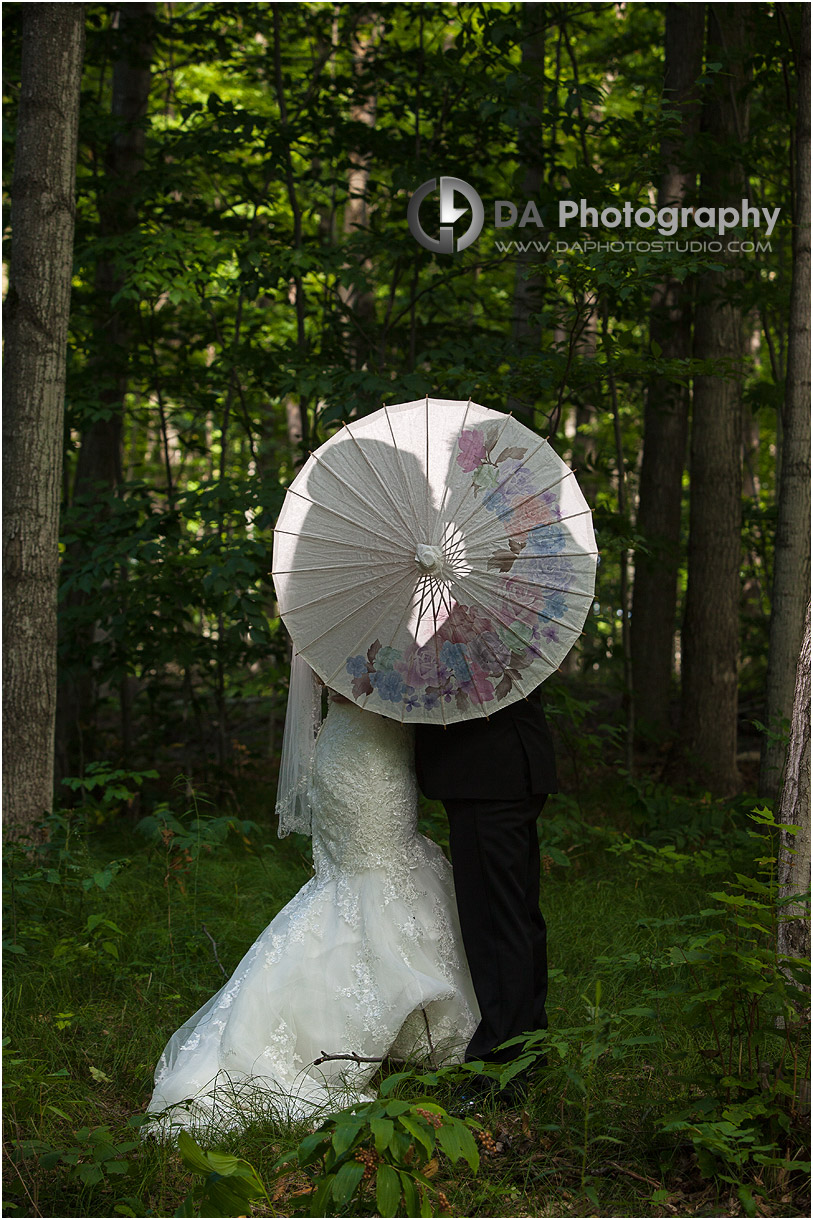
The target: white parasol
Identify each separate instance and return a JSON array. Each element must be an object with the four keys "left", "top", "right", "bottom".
[{"left": 272, "top": 397, "right": 597, "bottom": 724}]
